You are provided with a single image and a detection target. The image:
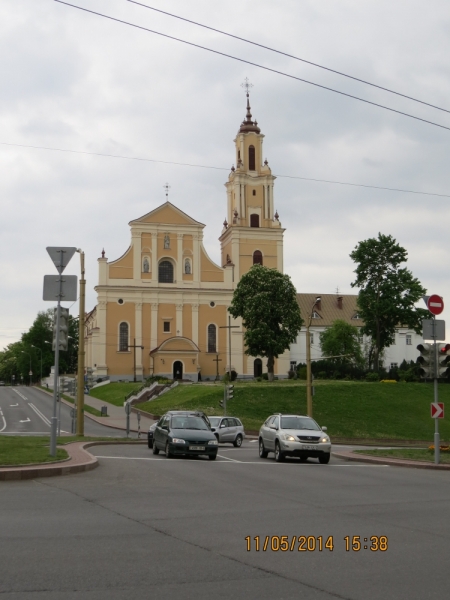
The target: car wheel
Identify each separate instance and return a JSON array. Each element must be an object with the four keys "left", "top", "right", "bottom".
[
  {"left": 299, "top": 455, "right": 308, "bottom": 463},
  {"left": 233, "top": 434, "right": 243, "bottom": 448},
  {"left": 209, "top": 454, "right": 217, "bottom": 461},
  {"left": 318, "top": 453, "right": 330, "bottom": 464},
  {"left": 152, "top": 441, "right": 159, "bottom": 455},
  {"left": 147, "top": 438, "right": 153, "bottom": 449},
  {"left": 259, "top": 438, "right": 268, "bottom": 458},
  {"left": 165, "top": 442, "right": 174, "bottom": 458},
  {"left": 275, "top": 441, "right": 285, "bottom": 462}
]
